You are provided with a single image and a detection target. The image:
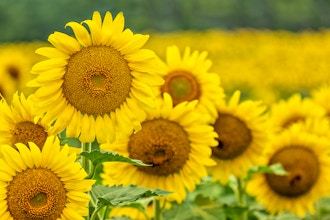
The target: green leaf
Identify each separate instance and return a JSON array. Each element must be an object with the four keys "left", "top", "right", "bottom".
[
  {"left": 247, "top": 163, "right": 288, "bottom": 180},
  {"left": 91, "top": 184, "right": 171, "bottom": 208},
  {"left": 80, "top": 150, "right": 151, "bottom": 167},
  {"left": 59, "top": 137, "right": 81, "bottom": 148}
]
